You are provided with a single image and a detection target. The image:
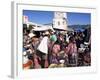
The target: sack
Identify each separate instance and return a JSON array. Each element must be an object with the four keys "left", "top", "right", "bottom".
[{"left": 37, "top": 37, "right": 48, "bottom": 54}]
